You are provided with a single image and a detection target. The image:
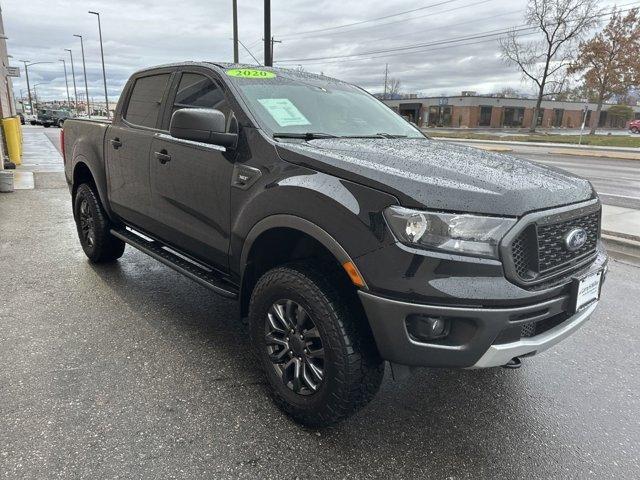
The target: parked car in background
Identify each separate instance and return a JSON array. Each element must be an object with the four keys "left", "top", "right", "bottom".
[
  {"left": 62, "top": 63, "right": 608, "bottom": 427},
  {"left": 17, "top": 113, "right": 25, "bottom": 125},
  {"left": 38, "top": 109, "right": 73, "bottom": 128},
  {"left": 630, "top": 119, "right": 640, "bottom": 134}
]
